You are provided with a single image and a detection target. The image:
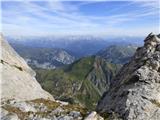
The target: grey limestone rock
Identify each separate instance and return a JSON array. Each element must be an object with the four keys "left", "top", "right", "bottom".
[
  {"left": 1, "top": 113, "right": 20, "bottom": 120},
  {"left": 84, "top": 111, "right": 104, "bottom": 120},
  {"left": 0, "top": 34, "right": 53, "bottom": 101},
  {"left": 96, "top": 33, "right": 160, "bottom": 120}
]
